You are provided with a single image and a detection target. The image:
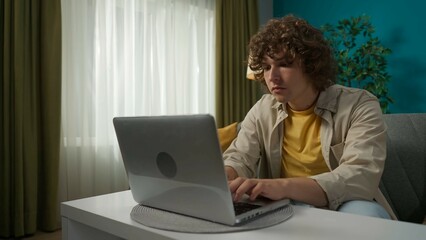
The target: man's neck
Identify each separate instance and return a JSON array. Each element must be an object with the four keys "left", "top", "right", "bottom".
[{"left": 287, "top": 89, "right": 319, "bottom": 111}]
